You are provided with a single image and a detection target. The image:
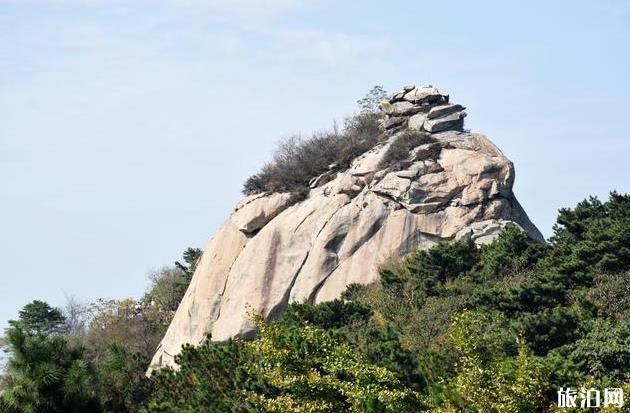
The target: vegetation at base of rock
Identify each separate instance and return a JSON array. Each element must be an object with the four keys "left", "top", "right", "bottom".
[
  {"left": 136, "top": 193, "right": 629, "bottom": 412},
  {"left": 1, "top": 193, "right": 629, "bottom": 412},
  {"left": 242, "top": 87, "right": 385, "bottom": 196}
]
